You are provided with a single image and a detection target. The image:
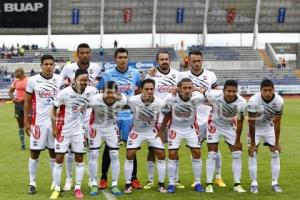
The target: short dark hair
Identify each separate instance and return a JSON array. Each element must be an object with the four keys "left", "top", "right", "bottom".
[
  {"left": 41, "top": 54, "right": 54, "bottom": 65},
  {"left": 188, "top": 50, "right": 203, "bottom": 57},
  {"left": 104, "top": 81, "right": 118, "bottom": 91},
  {"left": 178, "top": 78, "right": 193, "bottom": 87},
  {"left": 223, "top": 80, "right": 238, "bottom": 91},
  {"left": 141, "top": 79, "right": 155, "bottom": 88},
  {"left": 77, "top": 43, "right": 90, "bottom": 52},
  {"left": 75, "top": 68, "right": 88, "bottom": 79},
  {"left": 156, "top": 50, "right": 170, "bottom": 61},
  {"left": 260, "top": 79, "right": 274, "bottom": 89},
  {"left": 114, "top": 48, "right": 128, "bottom": 58}
]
